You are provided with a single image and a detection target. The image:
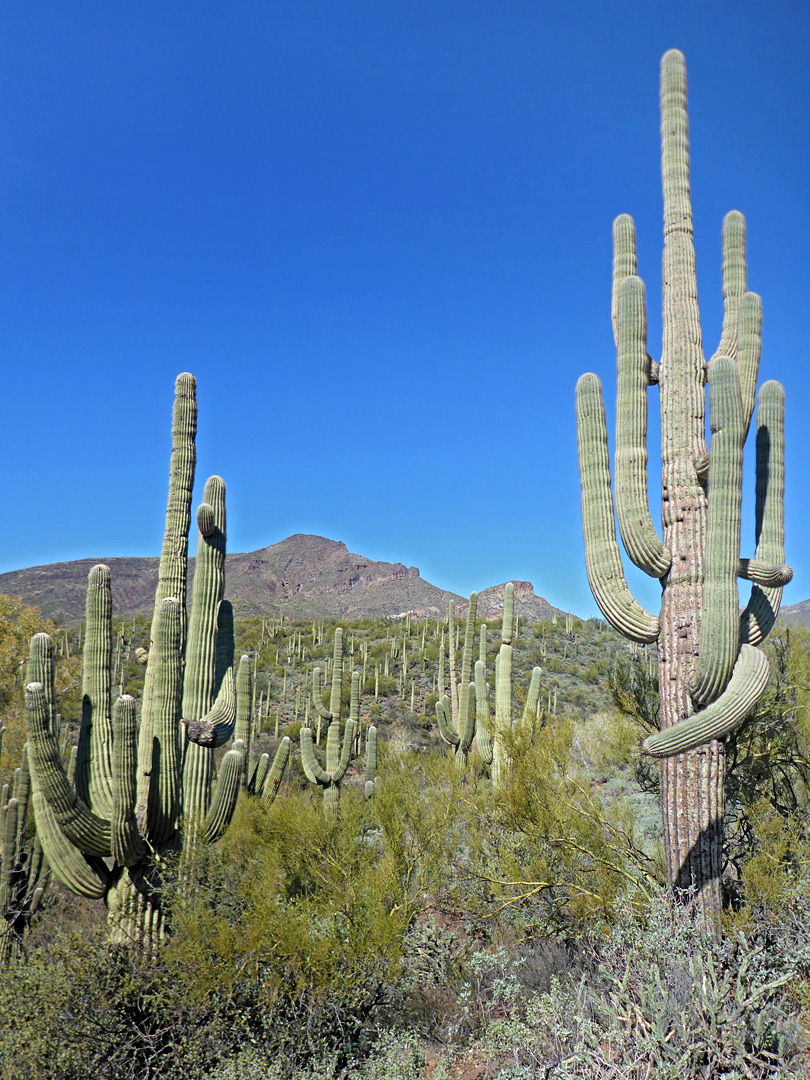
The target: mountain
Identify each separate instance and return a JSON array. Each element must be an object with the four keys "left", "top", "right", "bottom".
[
  {"left": 780, "top": 599, "right": 810, "bottom": 630},
  {"left": 0, "top": 534, "right": 567, "bottom": 624}
]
